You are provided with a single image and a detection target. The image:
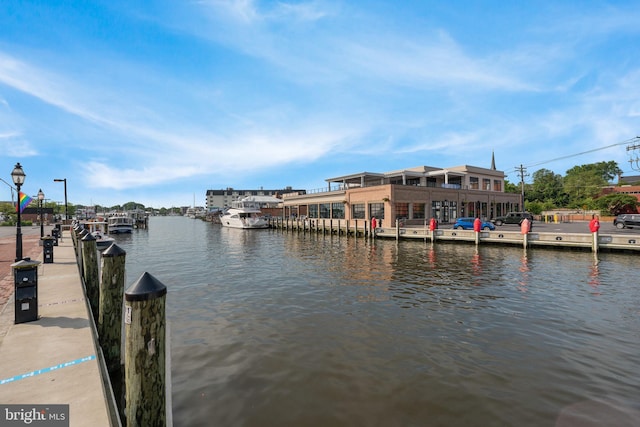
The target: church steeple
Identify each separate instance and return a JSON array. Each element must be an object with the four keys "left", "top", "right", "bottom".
[{"left": 490, "top": 151, "right": 496, "bottom": 170}]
